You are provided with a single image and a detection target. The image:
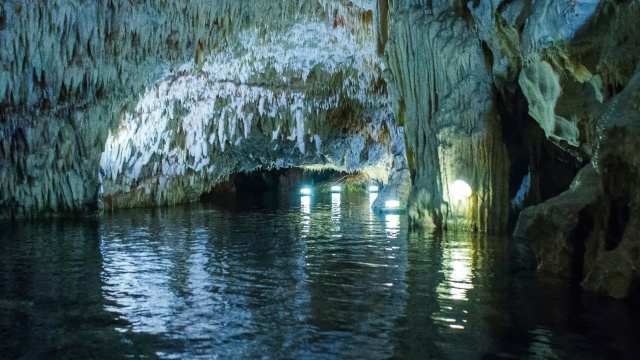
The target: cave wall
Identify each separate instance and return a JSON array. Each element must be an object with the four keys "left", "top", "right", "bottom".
[
  {"left": 508, "top": 0, "right": 640, "bottom": 298},
  {"left": 1, "top": 0, "right": 318, "bottom": 217},
  {"left": 515, "top": 67, "right": 640, "bottom": 299},
  {"left": 380, "top": 0, "right": 640, "bottom": 295}
]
